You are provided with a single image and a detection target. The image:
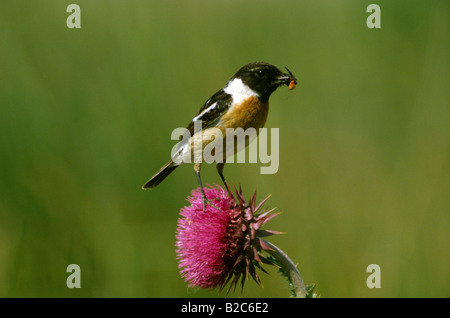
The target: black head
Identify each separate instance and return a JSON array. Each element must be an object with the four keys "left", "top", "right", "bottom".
[{"left": 232, "top": 62, "right": 297, "bottom": 102}]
